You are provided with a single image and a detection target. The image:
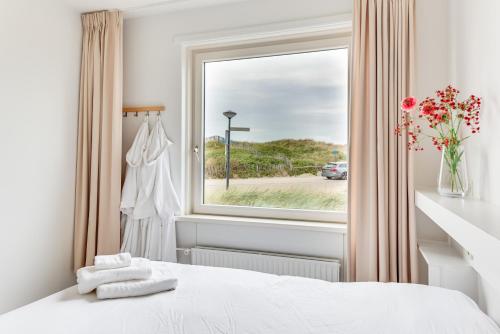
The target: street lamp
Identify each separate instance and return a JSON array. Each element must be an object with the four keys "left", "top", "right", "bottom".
[
  {"left": 223, "top": 111, "right": 250, "bottom": 190},
  {"left": 223, "top": 111, "right": 237, "bottom": 120}
]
